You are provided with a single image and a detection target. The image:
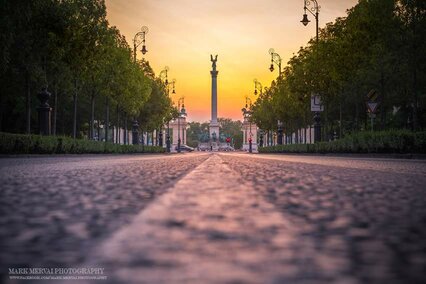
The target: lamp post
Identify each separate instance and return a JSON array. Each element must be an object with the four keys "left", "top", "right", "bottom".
[
  {"left": 177, "top": 97, "right": 186, "bottom": 153},
  {"left": 301, "top": 0, "right": 319, "bottom": 44},
  {"left": 133, "top": 26, "right": 148, "bottom": 63},
  {"left": 167, "top": 79, "right": 176, "bottom": 152},
  {"left": 253, "top": 78, "right": 264, "bottom": 147},
  {"left": 268, "top": 48, "right": 282, "bottom": 76},
  {"left": 131, "top": 26, "right": 148, "bottom": 144},
  {"left": 277, "top": 120, "right": 283, "bottom": 145},
  {"left": 242, "top": 97, "right": 253, "bottom": 153},
  {"left": 253, "top": 79, "right": 263, "bottom": 96},
  {"left": 301, "top": 0, "right": 322, "bottom": 142},
  {"left": 160, "top": 66, "right": 176, "bottom": 152}
]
